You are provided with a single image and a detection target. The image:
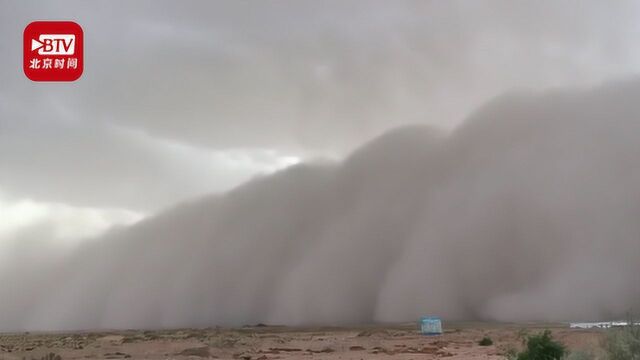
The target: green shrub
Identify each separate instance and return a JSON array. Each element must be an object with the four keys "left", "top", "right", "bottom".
[
  {"left": 604, "top": 320, "right": 640, "bottom": 360},
  {"left": 479, "top": 336, "right": 494, "bottom": 346},
  {"left": 514, "top": 330, "right": 566, "bottom": 360}
]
